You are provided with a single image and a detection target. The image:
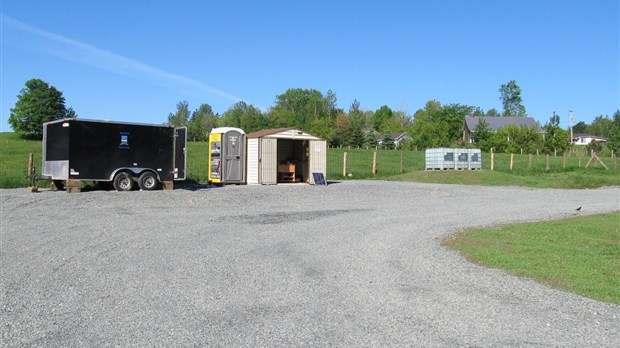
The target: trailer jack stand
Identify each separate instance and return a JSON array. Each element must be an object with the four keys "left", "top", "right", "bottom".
[{"left": 26, "top": 153, "right": 38, "bottom": 193}]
